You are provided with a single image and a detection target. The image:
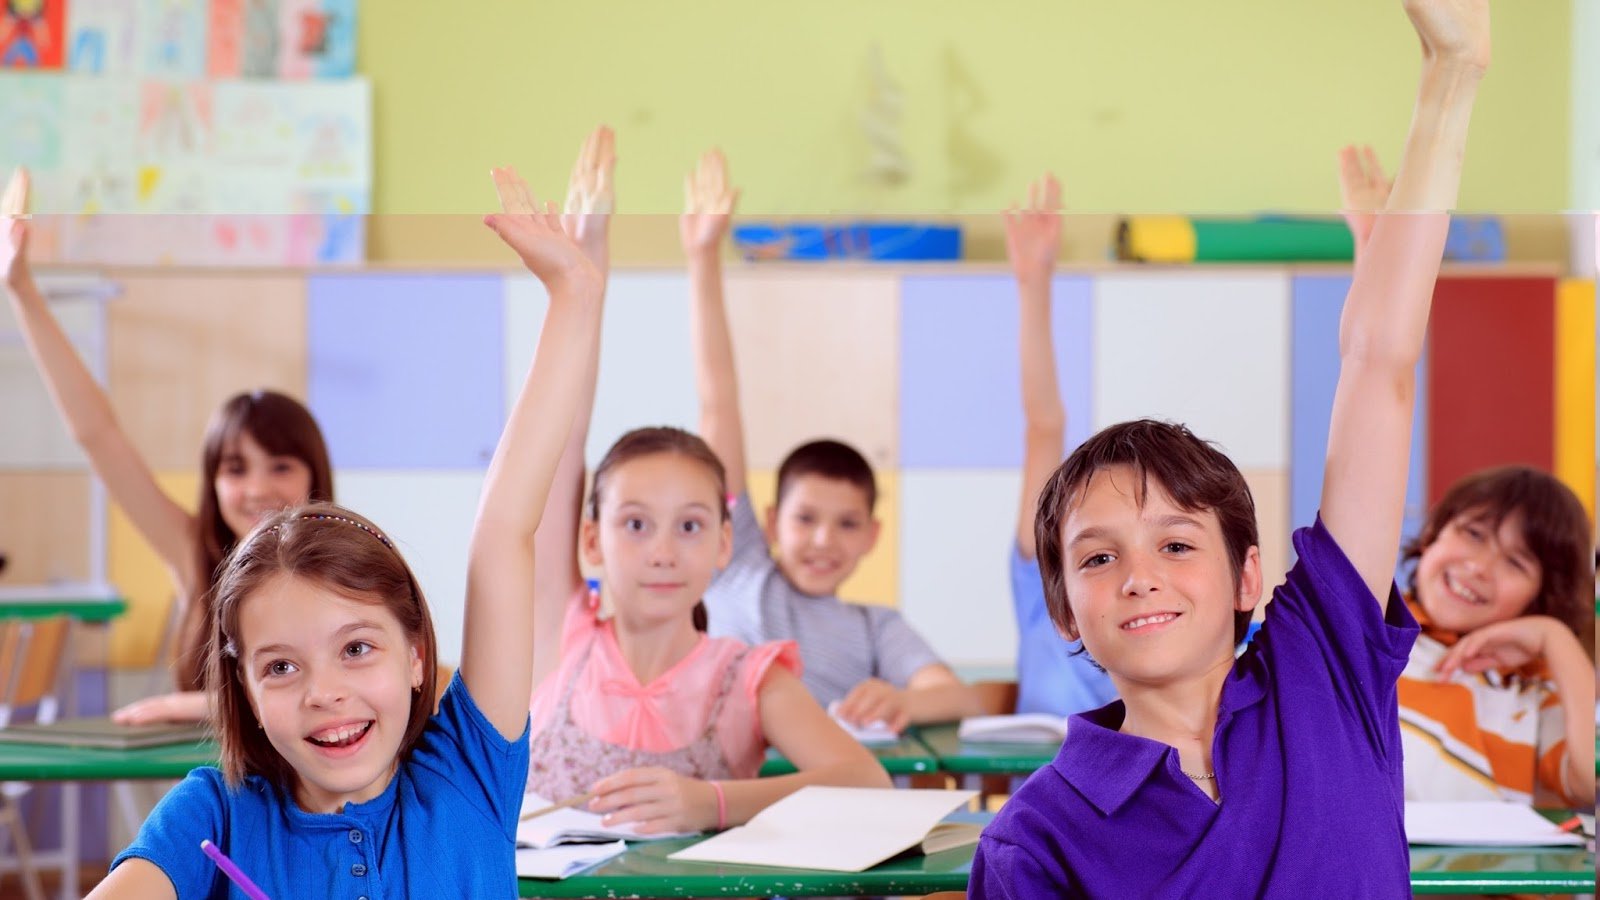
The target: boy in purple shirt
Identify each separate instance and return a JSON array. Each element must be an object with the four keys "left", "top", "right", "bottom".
[{"left": 970, "top": 1, "right": 1490, "bottom": 896}]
